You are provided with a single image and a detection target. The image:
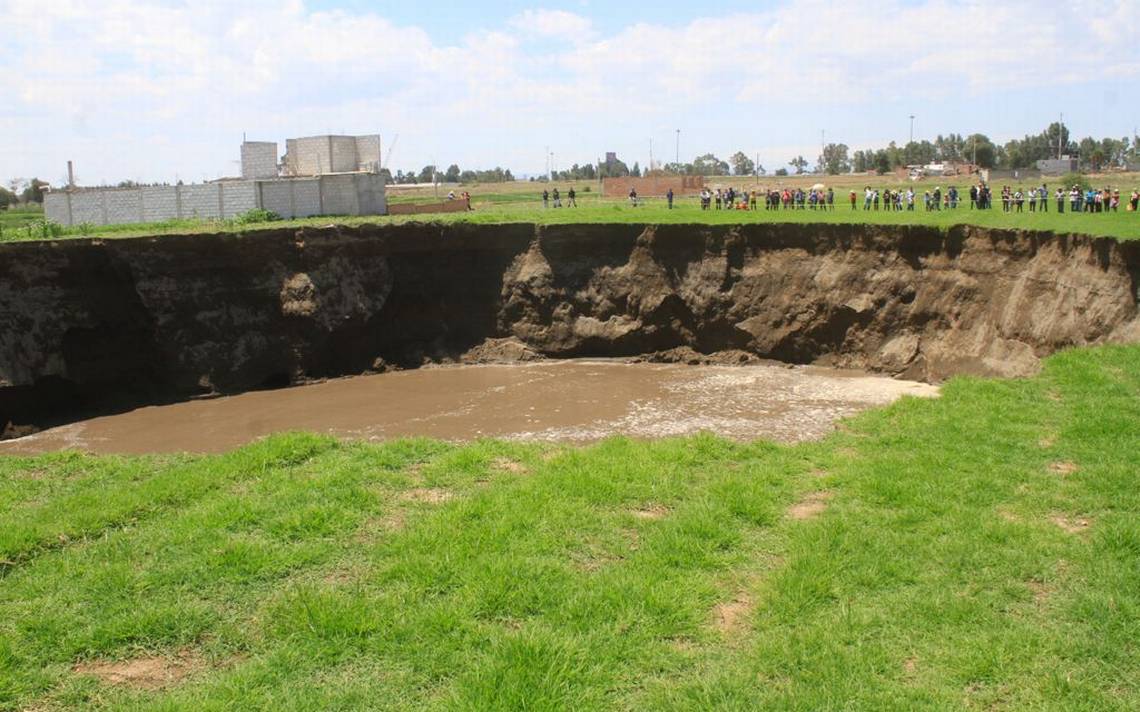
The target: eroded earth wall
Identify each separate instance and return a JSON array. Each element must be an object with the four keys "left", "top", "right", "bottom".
[{"left": 1, "top": 223, "right": 1137, "bottom": 432}]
